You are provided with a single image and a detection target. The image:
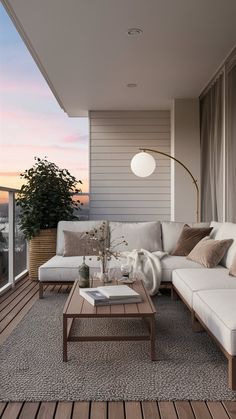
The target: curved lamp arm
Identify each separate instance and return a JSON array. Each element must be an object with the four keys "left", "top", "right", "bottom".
[{"left": 139, "top": 147, "right": 200, "bottom": 222}]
